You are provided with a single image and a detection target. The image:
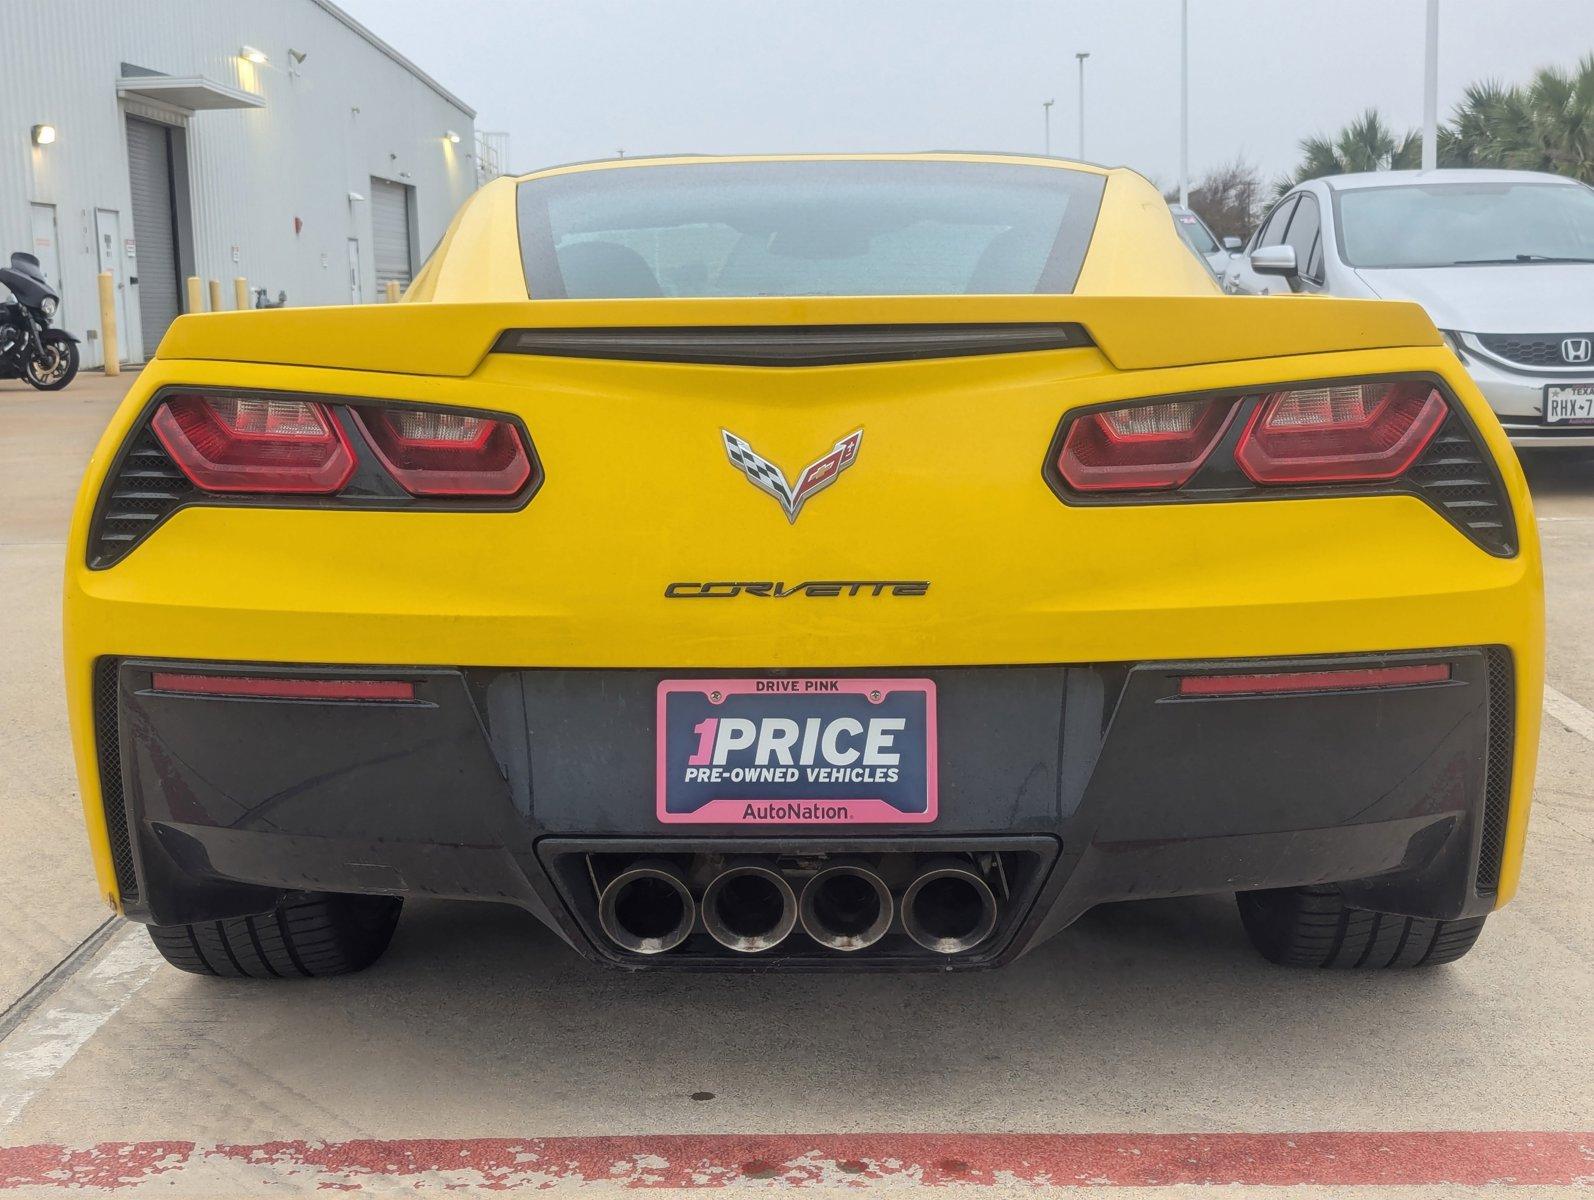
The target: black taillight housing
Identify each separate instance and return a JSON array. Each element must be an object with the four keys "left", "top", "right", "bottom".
[
  {"left": 88, "top": 388, "right": 542, "bottom": 568},
  {"left": 1044, "top": 374, "right": 1517, "bottom": 557}
]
